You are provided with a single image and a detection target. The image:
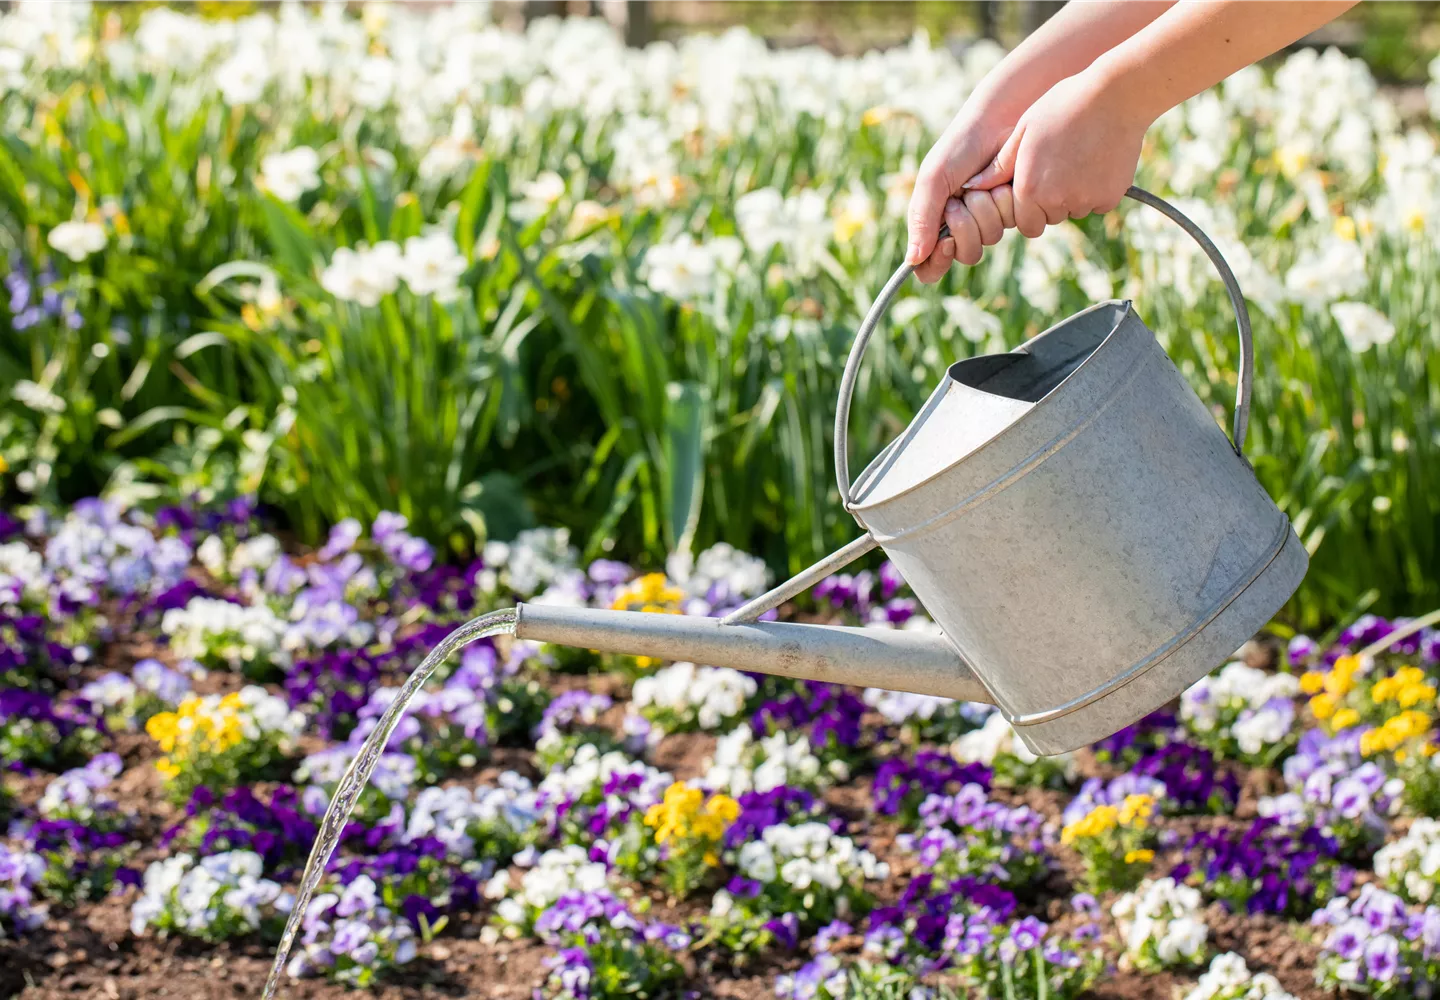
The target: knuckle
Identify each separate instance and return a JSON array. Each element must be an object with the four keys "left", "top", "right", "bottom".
[{"left": 963, "top": 189, "right": 994, "bottom": 213}]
